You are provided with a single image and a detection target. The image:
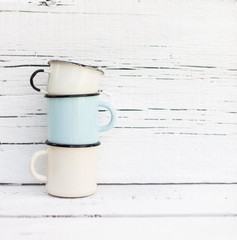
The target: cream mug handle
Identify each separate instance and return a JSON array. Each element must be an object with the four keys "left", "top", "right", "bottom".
[
  {"left": 30, "top": 69, "right": 50, "bottom": 94},
  {"left": 30, "top": 150, "right": 47, "bottom": 182}
]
